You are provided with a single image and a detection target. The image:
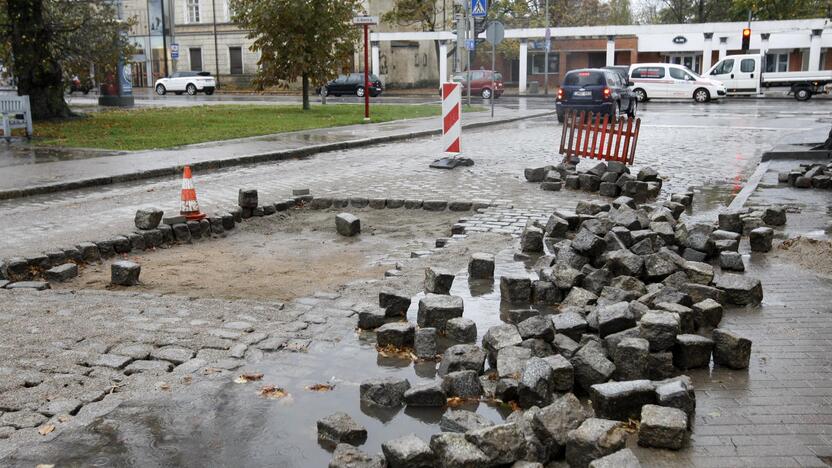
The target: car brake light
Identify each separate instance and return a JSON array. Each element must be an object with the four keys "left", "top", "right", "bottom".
[
  {"left": 578, "top": 72, "right": 590, "bottom": 76},
  {"left": 557, "top": 88, "right": 564, "bottom": 99},
  {"left": 603, "top": 88, "right": 611, "bottom": 98}
]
